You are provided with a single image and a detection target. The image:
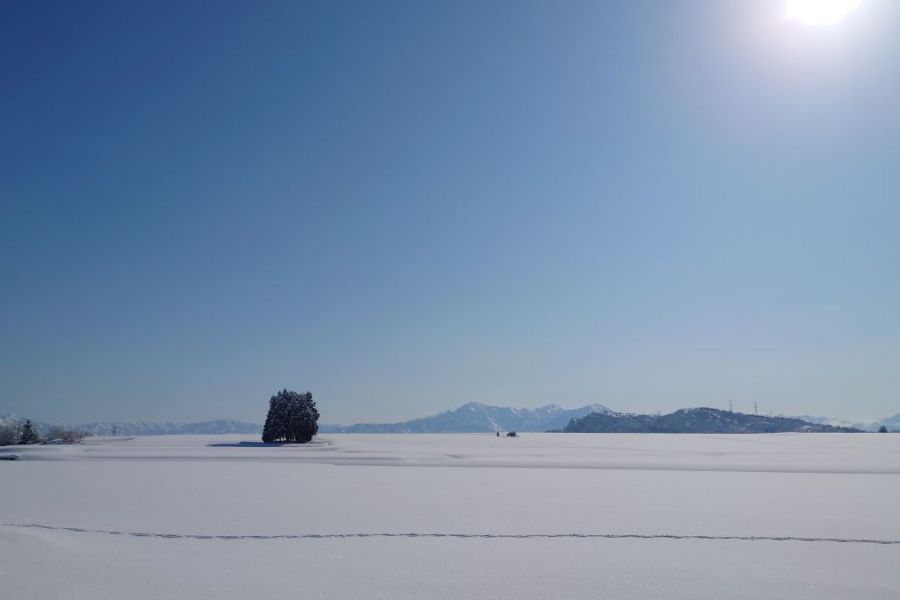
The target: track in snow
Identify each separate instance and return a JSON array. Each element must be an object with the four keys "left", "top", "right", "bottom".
[{"left": 4, "top": 523, "right": 899, "bottom": 545}]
